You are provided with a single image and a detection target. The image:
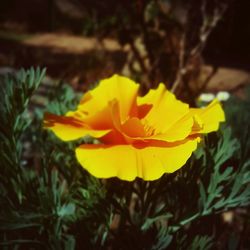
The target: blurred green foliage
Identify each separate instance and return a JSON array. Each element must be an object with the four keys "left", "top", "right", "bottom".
[{"left": 0, "top": 68, "right": 250, "bottom": 249}]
